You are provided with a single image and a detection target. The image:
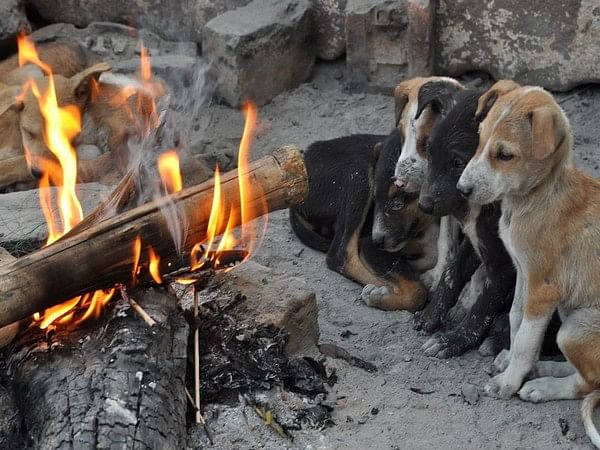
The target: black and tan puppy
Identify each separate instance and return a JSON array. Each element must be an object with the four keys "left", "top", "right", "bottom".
[
  {"left": 410, "top": 83, "right": 516, "bottom": 358},
  {"left": 290, "top": 130, "right": 434, "bottom": 311}
]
